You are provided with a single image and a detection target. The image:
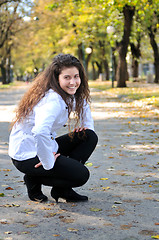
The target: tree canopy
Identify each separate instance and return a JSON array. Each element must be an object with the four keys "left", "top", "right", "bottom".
[{"left": 0, "top": 0, "right": 159, "bottom": 86}]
